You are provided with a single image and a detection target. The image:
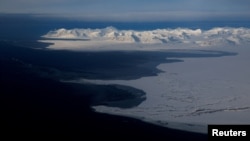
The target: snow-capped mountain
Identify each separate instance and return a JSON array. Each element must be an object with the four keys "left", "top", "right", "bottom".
[{"left": 42, "top": 27, "right": 250, "bottom": 46}]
